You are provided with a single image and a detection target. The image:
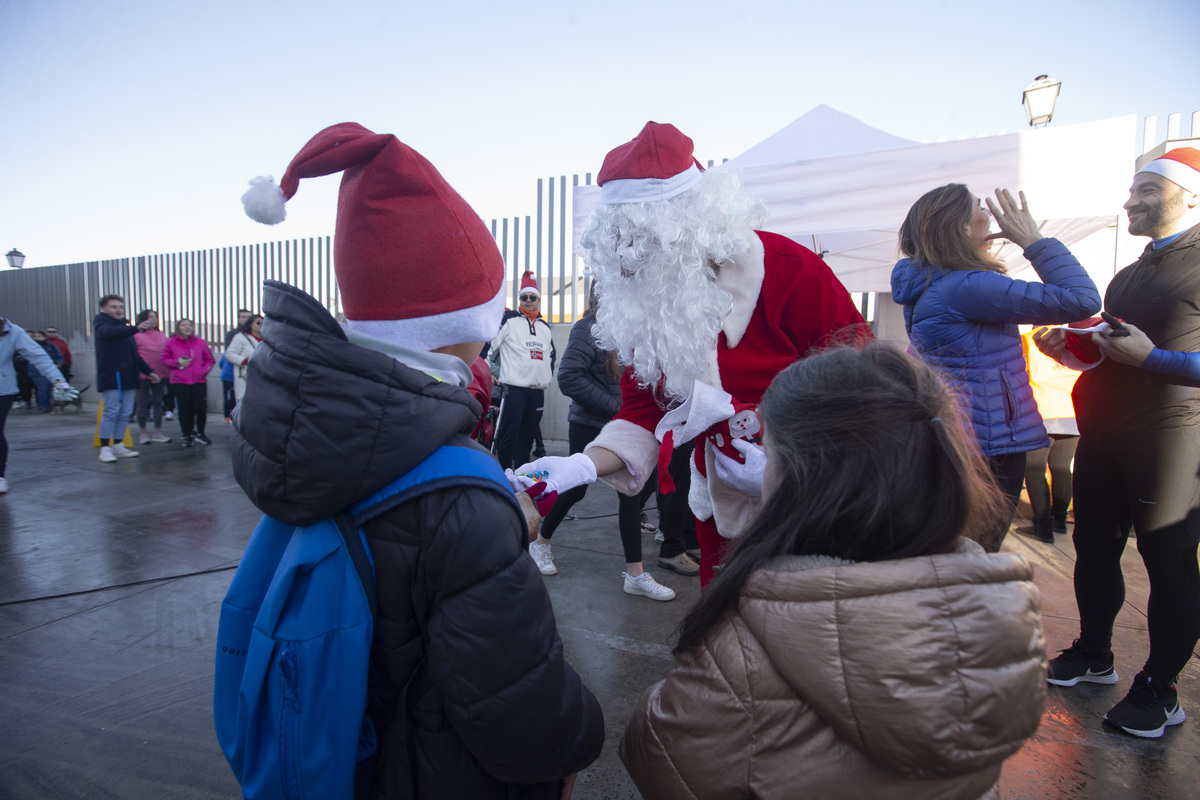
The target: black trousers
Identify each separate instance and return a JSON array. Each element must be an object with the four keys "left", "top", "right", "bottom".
[
  {"left": 174, "top": 383, "right": 208, "bottom": 438},
  {"left": 0, "top": 394, "right": 15, "bottom": 477},
  {"left": 1072, "top": 430, "right": 1200, "bottom": 684},
  {"left": 495, "top": 385, "right": 543, "bottom": 471},
  {"left": 657, "top": 441, "right": 698, "bottom": 559}
]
